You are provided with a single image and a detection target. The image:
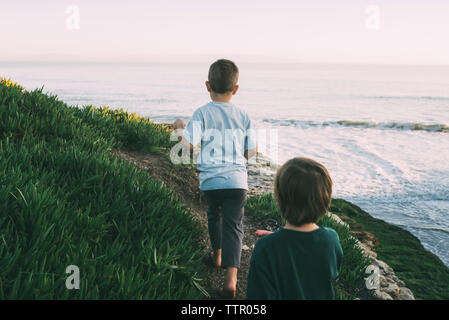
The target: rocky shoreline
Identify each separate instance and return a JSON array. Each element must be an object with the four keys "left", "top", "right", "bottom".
[{"left": 246, "top": 153, "right": 415, "bottom": 300}]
